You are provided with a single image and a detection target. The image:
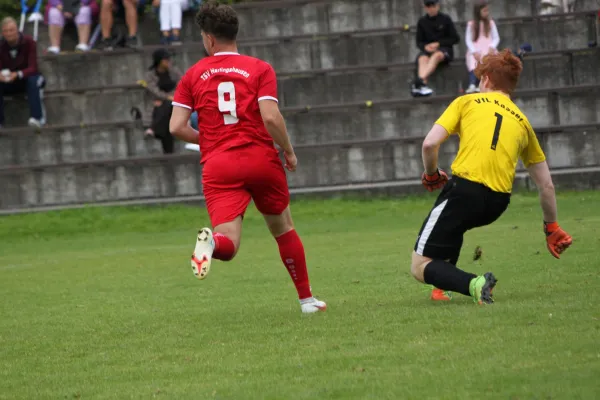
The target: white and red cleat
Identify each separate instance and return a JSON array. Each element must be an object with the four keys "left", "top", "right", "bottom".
[
  {"left": 191, "top": 228, "right": 215, "bottom": 280},
  {"left": 300, "top": 297, "right": 327, "bottom": 314}
]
